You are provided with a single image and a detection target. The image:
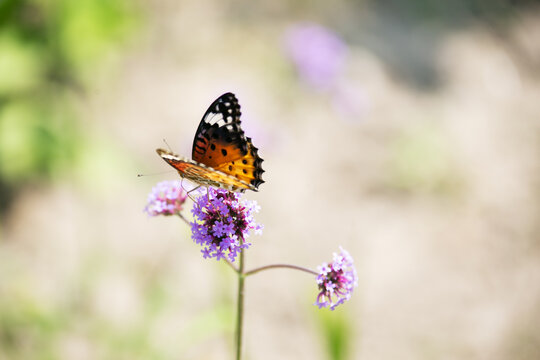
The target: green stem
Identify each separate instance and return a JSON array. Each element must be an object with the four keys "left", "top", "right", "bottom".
[
  {"left": 235, "top": 239, "right": 245, "bottom": 360},
  {"left": 176, "top": 213, "right": 190, "bottom": 225}
]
